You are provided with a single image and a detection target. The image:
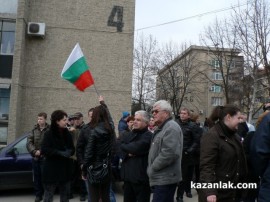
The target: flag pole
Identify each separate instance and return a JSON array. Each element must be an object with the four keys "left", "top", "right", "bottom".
[{"left": 93, "top": 84, "right": 100, "bottom": 96}]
